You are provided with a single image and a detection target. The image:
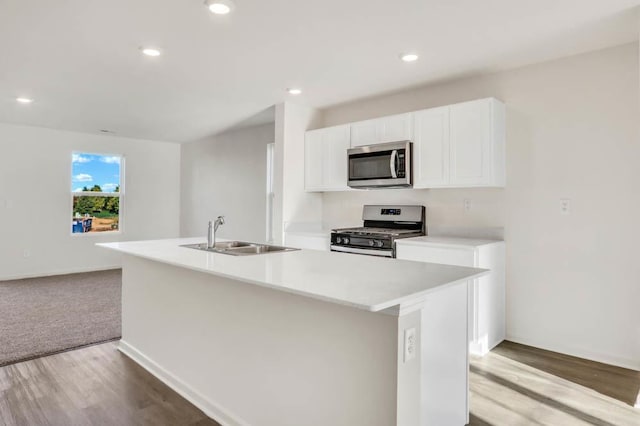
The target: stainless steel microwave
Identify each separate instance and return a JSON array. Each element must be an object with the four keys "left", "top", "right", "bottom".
[{"left": 347, "top": 141, "right": 412, "bottom": 188}]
